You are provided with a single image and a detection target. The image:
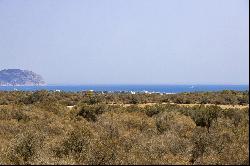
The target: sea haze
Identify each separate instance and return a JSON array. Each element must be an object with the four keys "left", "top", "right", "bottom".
[{"left": 0, "top": 85, "right": 248, "bottom": 93}]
